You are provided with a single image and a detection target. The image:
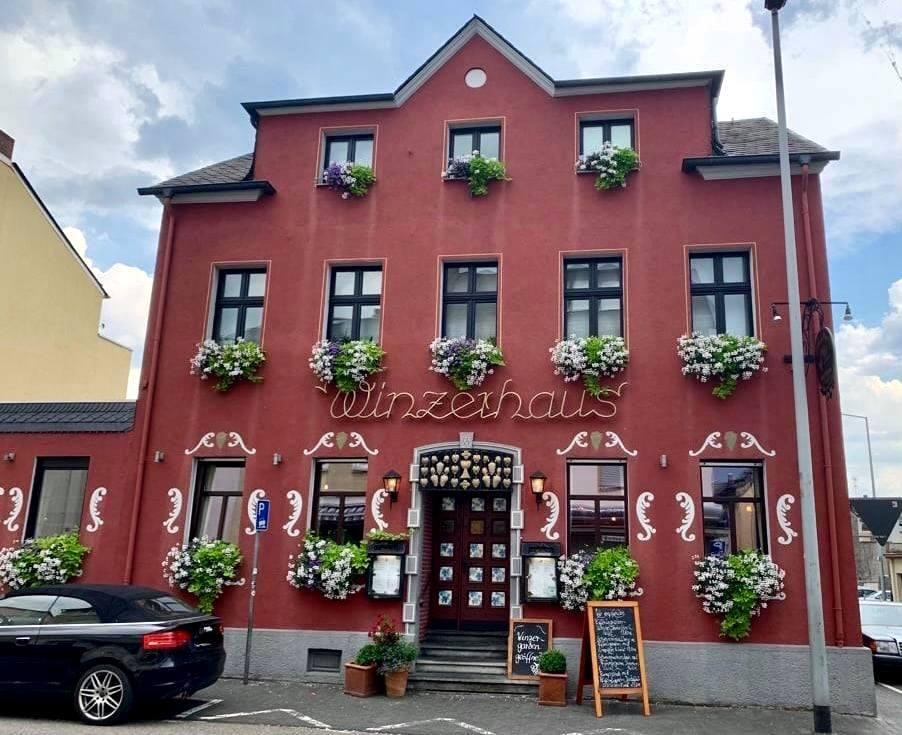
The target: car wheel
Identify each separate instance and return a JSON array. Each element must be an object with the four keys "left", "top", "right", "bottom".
[{"left": 74, "top": 664, "right": 134, "bottom": 726}]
